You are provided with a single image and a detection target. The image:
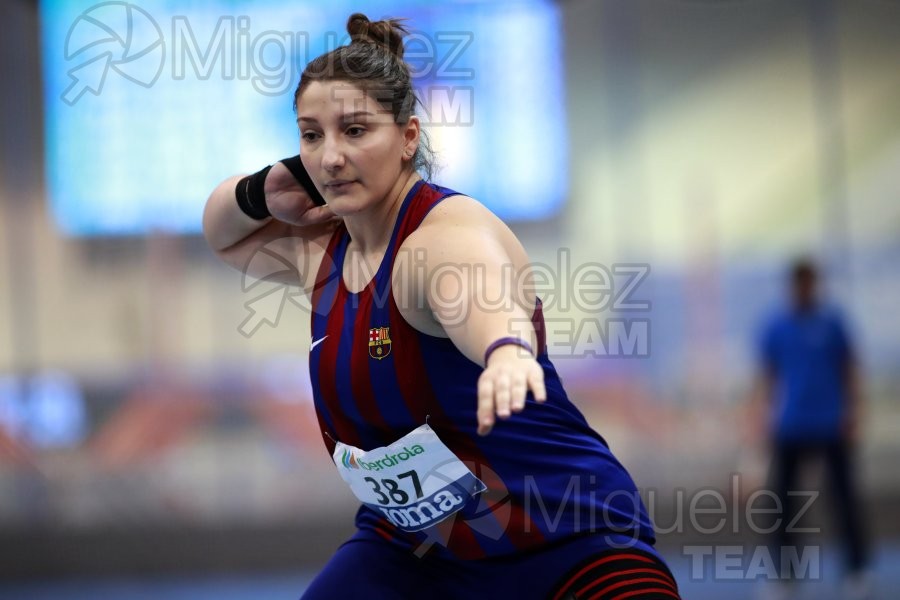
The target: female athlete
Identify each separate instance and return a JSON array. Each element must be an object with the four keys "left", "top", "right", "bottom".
[{"left": 203, "top": 13, "right": 680, "bottom": 600}]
